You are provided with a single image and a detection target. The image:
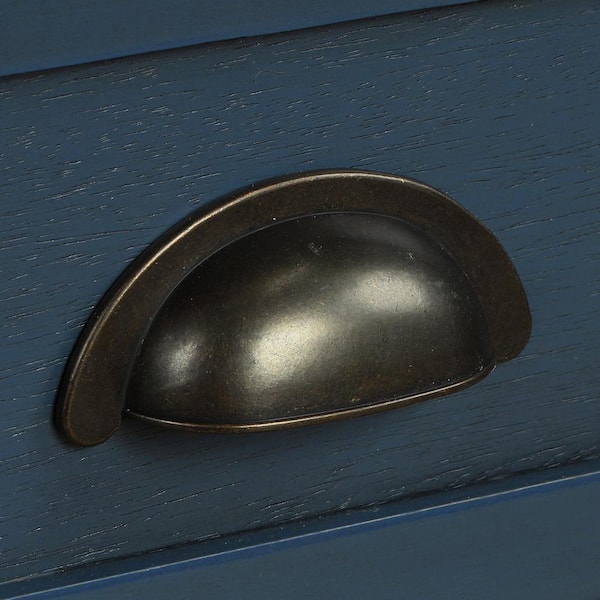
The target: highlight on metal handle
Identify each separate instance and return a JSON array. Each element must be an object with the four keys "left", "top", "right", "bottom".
[{"left": 56, "top": 171, "right": 531, "bottom": 446}]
